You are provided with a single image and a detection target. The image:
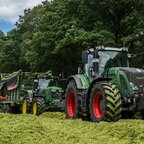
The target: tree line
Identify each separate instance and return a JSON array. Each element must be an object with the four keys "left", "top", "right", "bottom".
[{"left": 0, "top": 0, "right": 144, "bottom": 77}]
